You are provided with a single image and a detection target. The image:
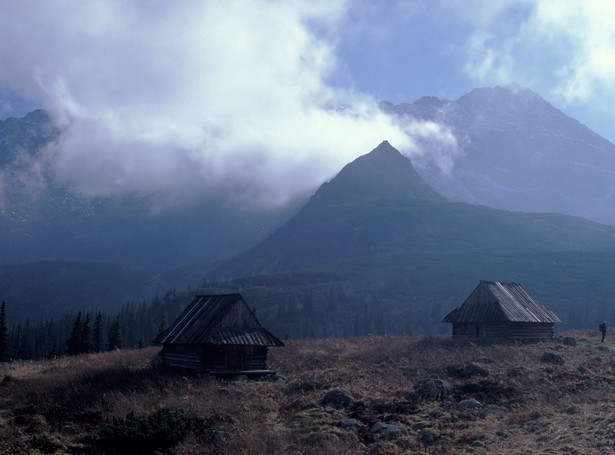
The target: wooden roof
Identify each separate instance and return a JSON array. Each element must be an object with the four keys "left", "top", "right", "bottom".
[
  {"left": 442, "top": 281, "right": 561, "bottom": 324},
  {"left": 153, "top": 294, "right": 284, "bottom": 346}
]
